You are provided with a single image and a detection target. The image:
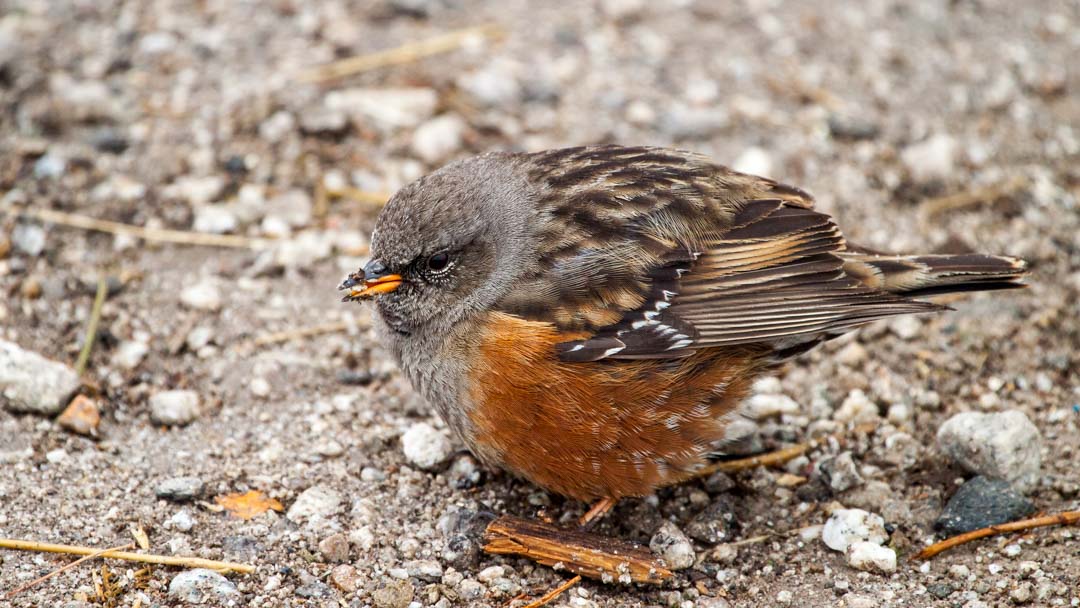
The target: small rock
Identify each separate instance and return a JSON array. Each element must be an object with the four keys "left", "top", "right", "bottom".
[
  {"left": 404, "top": 559, "right": 443, "bottom": 582},
  {"left": 33, "top": 154, "right": 67, "bottom": 180},
  {"left": 264, "top": 189, "right": 313, "bottom": 229},
  {"left": 287, "top": 485, "right": 343, "bottom": 526},
  {"left": 743, "top": 393, "right": 800, "bottom": 419},
  {"left": 326, "top": 87, "right": 438, "bottom": 131},
  {"left": 846, "top": 541, "right": 896, "bottom": 573},
  {"left": 936, "top": 410, "right": 1042, "bottom": 492},
  {"left": 295, "top": 582, "right": 333, "bottom": 598},
  {"left": 411, "top": 114, "right": 466, "bottom": 164},
  {"left": 947, "top": 564, "right": 970, "bottom": 579},
  {"left": 179, "top": 281, "right": 222, "bottom": 311},
  {"left": 457, "top": 579, "right": 484, "bottom": 600},
  {"left": 185, "top": 326, "right": 215, "bottom": 351},
  {"left": 819, "top": 451, "right": 865, "bottom": 493},
  {"left": 249, "top": 377, "right": 271, "bottom": 398},
  {"left": 273, "top": 231, "right": 333, "bottom": 268},
  {"left": 11, "top": 223, "right": 46, "bottom": 256},
  {"left": 457, "top": 62, "right": 522, "bottom": 107},
  {"left": 704, "top": 471, "right": 735, "bottom": 494},
  {"left": 476, "top": 565, "right": 504, "bottom": 583},
  {"left": 822, "top": 509, "right": 888, "bottom": 552},
  {"left": 836, "top": 342, "right": 868, "bottom": 366},
  {"left": 901, "top": 133, "right": 958, "bottom": 184},
  {"left": 732, "top": 147, "right": 773, "bottom": 177},
  {"left": 299, "top": 105, "right": 349, "bottom": 135},
  {"left": 685, "top": 496, "right": 736, "bottom": 544},
  {"left": 168, "top": 175, "right": 225, "bottom": 206},
  {"left": 833, "top": 389, "right": 878, "bottom": 423},
  {"left": 447, "top": 454, "right": 484, "bottom": 489},
  {"left": 0, "top": 340, "right": 81, "bottom": 415},
  {"left": 927, "top": 583, "right": 955, "bottom": 599},
  {"left": 155, "top": 477, "right": 205, "bottom": 502},
  {"left": 828, "top": 114, "right": 880, "bottom": 141},
  {"left": 659, "top": 104, "right": 730, "bottom": 139},
  {"left": 149, "top": 390, "right": 201, "bottom": 426},
  {"left": 112, "top": 340, "right": 149, "bottom": 370},
  {"left": 313, "top": 532, "right": 348, "bottom": 564},
  {"left": 372, "top": 579, "right": 414, "bottom": 608},
  {"left": 649, "top": 521, "right": 696, "bottom": 570},
  {"left": 330, "top": 564, "right": 360, "bottom": 592},
  {"left": 401, "top": 422, "right": 452, "bottom": 470},
  {"left": 57, "top": 395, "right": 101, "bottom": 436},
  {"left": 934, "top": 476, "right": 1035, "bottom": 536},
  {"left": 192, "top": 205, "right": 238, "bottom": 234},
  {"left": 168, "top": 569, "right": 238, "bottom": 604},
  {"left": 1010, "top": 581, "right": 1035, "bottom": 604},
  {"left": 776, "top": 589, "right": 794, "bottom": 603},
  {"left": 168, "top": 509, "right": 195, "bottom": 532},
  {"left": 889, "top": 316, "right": 922, "bottom": 340}
]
